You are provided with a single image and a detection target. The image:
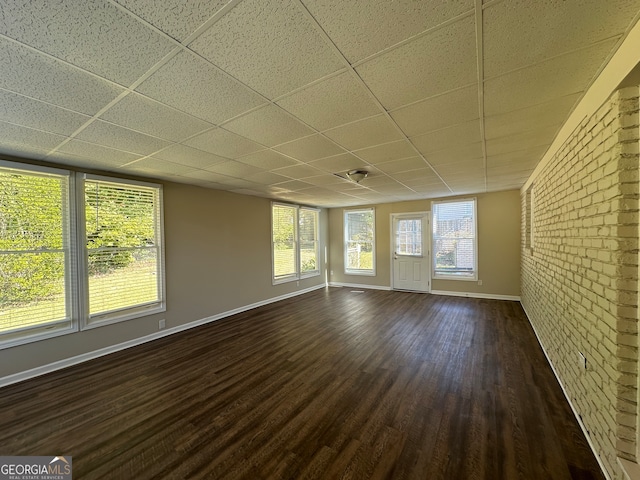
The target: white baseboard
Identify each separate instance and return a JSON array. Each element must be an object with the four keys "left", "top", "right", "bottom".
[
  {"left": 0, "top": 284, "right": 327, "bottom": 389},
  {"left": 520, "top": 302, "right": 611, "bottom": 480},
  {"left": 328, "top": 282, "right": 391, "bottom": 291},
  {"left": 430, "top": 290, "right": 521, "bottom": 301}
]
